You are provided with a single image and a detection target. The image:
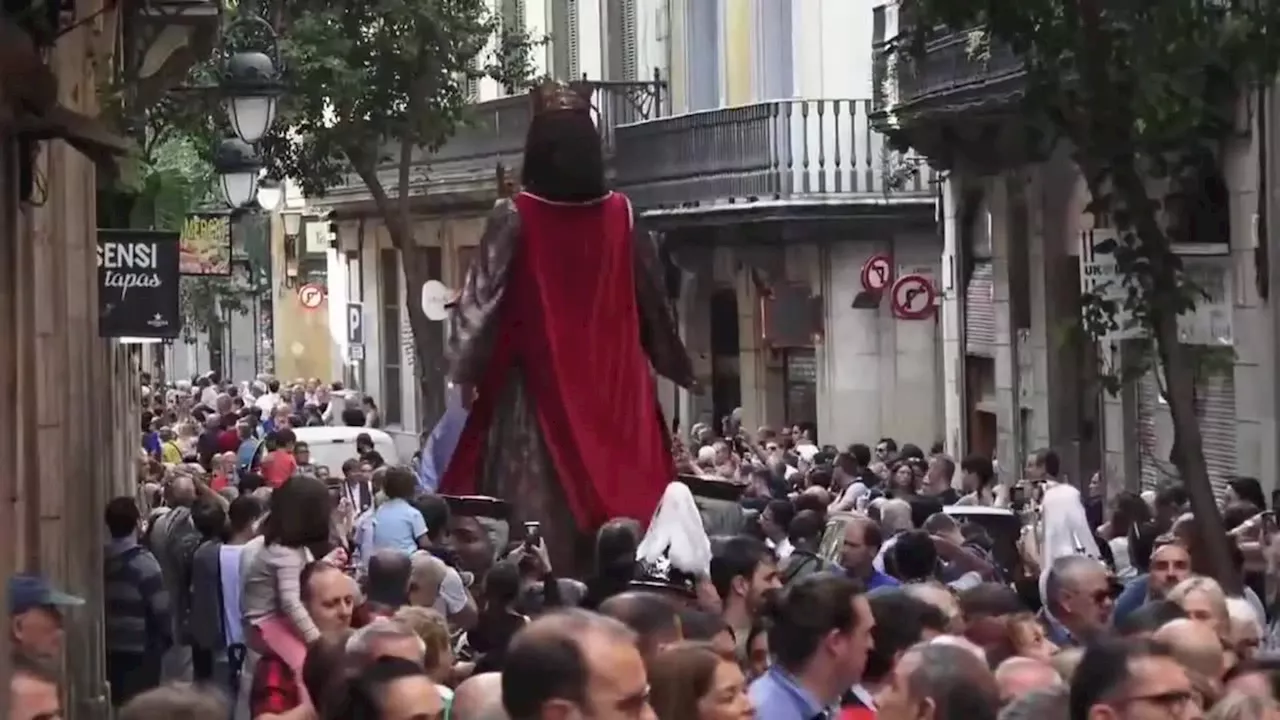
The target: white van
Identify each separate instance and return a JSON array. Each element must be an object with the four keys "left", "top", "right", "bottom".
[{"left": 288, "top": 426, "right": 403, "bottom": 476}]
